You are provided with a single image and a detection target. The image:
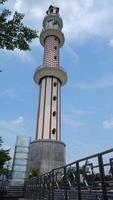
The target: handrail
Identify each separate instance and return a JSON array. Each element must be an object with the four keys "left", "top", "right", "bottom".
[{"left": 24, "top": 147, "right": 113, "bottom": 200}]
